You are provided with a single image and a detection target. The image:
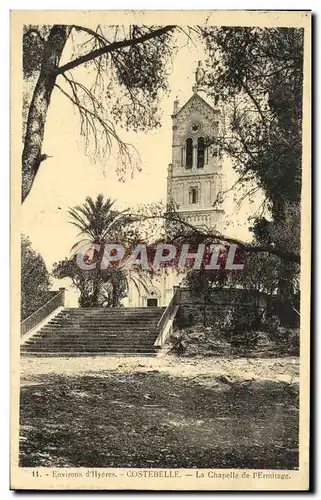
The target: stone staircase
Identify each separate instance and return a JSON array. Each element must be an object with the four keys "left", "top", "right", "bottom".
[{"left": 21, "top": 307, "right": 166, "bottom": 356}]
